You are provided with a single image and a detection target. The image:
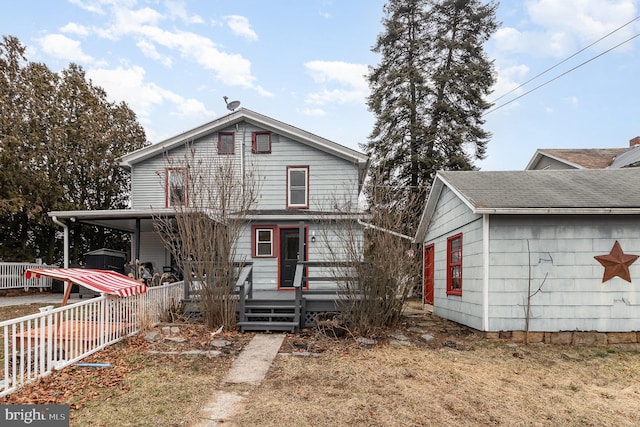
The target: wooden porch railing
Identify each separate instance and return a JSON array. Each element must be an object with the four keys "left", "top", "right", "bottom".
[
  {"left": 235, "top": 264, "right": 253, "bottom": 324},
  {"left": 292, "top": 261, "right": 361, "bottom": 328},
  {"left": 182, "top": 262, "right": 252, "bottom": 301}
]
